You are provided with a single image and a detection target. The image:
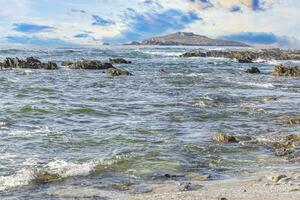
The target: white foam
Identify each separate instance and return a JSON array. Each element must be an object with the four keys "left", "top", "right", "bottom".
[
  {"left": 237, "top": 82, "right": 274, "bottom": 88},
  {"left": 0, "top": 169, "right": 35, "bottom": 191},
  {"left": 142, "top": 51, "right": 182, "bottom": 57},
  {"left": 45, "top": 160, "right": 96, "bottom": 178},
  {"left": 0, "top": 159, "right": 97, "bottom": 191}
]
